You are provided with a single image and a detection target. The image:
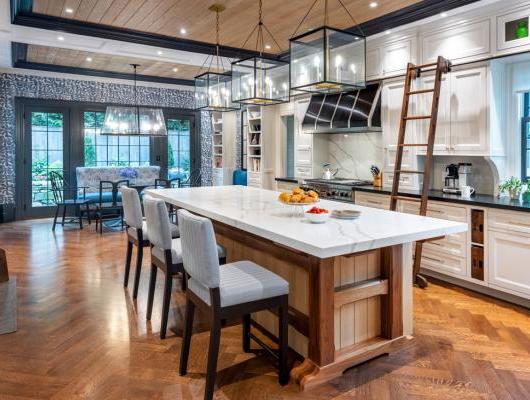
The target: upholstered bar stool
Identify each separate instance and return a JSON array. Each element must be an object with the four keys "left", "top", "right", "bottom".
[
  {"left": 121, "top": 187, "right": 179, "bottom": 300},
  {"left": 143, "top": 197, "right": 226, "bottom": 339},
  {"left": 177, "top": 209, "right": 290, "bottom": 400}
]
